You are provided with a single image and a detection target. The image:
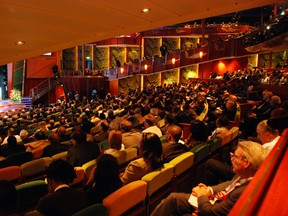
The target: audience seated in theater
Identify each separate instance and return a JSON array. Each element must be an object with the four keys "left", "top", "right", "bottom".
[
  {"left": 90, "top": 113, "right": 107, "bottom": 136},
  {"left": 121, "top": 132, "right": 163, "bottom": 185},
  {"left": 149, "top": 108, "right": 161, "bottom": 124},
  {"left": 151, "top": 141, "right": 268, "bottom": 216},
  {"left": 56, "top": 126, "right": 70, "bottom": 142},
  {"left": 253, "top": 90, "right": 273, "bottom": 115},
  {"left": 42, "top": 132, "right": 68, "bottom": 157},
  {"left": 85, "top": 154, "right": 122, "bottom": 203},
  {"left": 35, "top": 160, "right": 90, "bottom": 216},
  {"left": 0, "top": 180, "right": 18, "bottom": 216},
  {"left": 120, "top": 119, "right": 141, "bottom": 149},
  {"left": 67, "top": 129, "right": 100, "bottom": 167},
  {"left": 107, "top": 110, "right": 121, "bottom": 131},
  {"left": 1, "top": 127, "right": 22, "bottom": 146},
  {"left": 25, "top": 130, "right": 50, "bottom": 153},
  {"left": 104, "top": 130, "right": 124, "bottom": 155},
  {"left": 160, "top": 113, "right": 175, "bottom": 134},
  {"left": 29, "top": 121, "right": 50, "bottom": 141},
  {"left": 192, "top": 91, "right": 207, "bottom": 116},
  {"left": 93, "top": 122, "right": 109, "bottom": 144},
  {"left": 162, "top": 125, "right": 188, "bottom": 163},
  {"left": 256, "top": 119, "right": 280, "bottom": 152},
  {"left": 80, "top": 115, "right": 95, "bottom": 134},
  {"left": 209, "top": 115, "right": 229, "bottom": 140},
  {"left": 0, "top": 135, "right": 25, "bottom": 158},
  {"left": 175, "top": 103, "right": 197, "bottom": 124},
  {"left": 19, "top": 129, "right": 30, "bottom": 144},
  {"left": 48, "top": 119, "right": 57, "bottom": 131},
  {"left": 185, "top": 120, "right": 208, "bottom": 149},
  {"left": 142, "top": 114, "right": 162, "bottom": 137}
]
